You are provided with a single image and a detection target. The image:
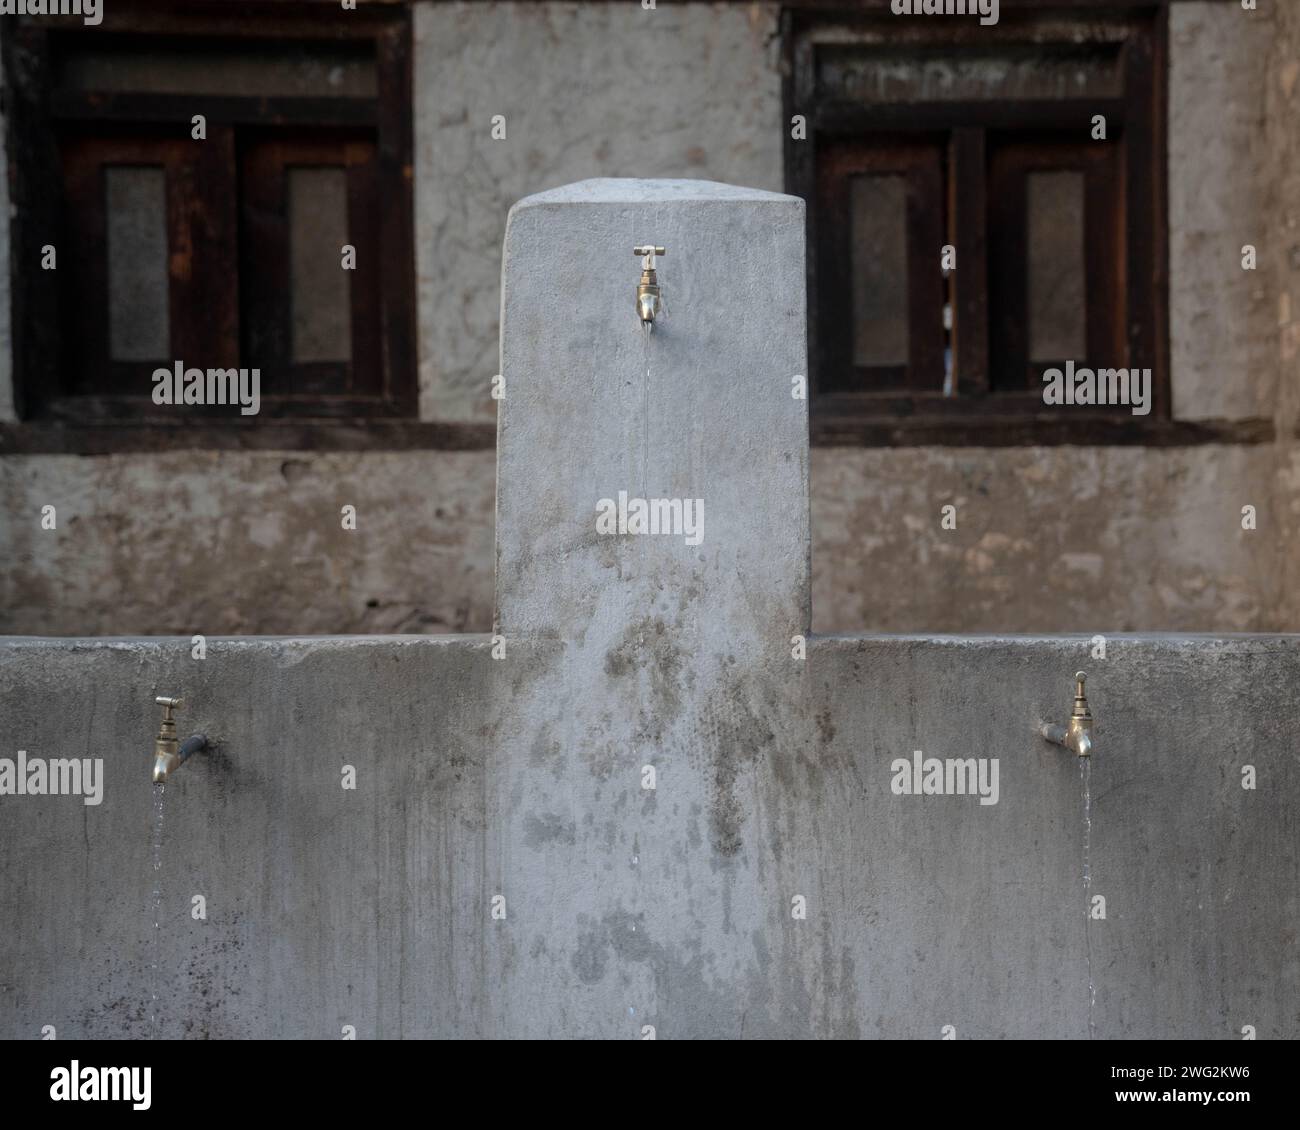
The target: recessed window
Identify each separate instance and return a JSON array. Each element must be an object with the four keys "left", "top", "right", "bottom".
[
  {"left": 787, "top": 8, "right": 1168, "bottom": 436},
  {"left": 5, "top": 5, "right": 415, "bottom": 422}
]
